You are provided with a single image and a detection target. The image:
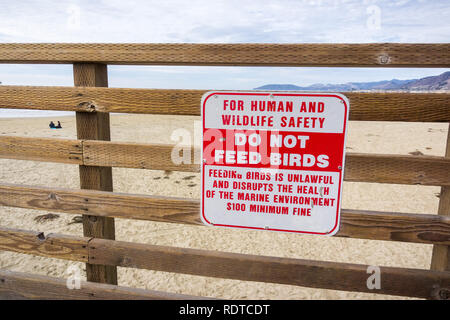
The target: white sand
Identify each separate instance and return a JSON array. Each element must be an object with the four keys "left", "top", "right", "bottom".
[{"left": 0, "top": 114, "right": 448, "bottom": 299}]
